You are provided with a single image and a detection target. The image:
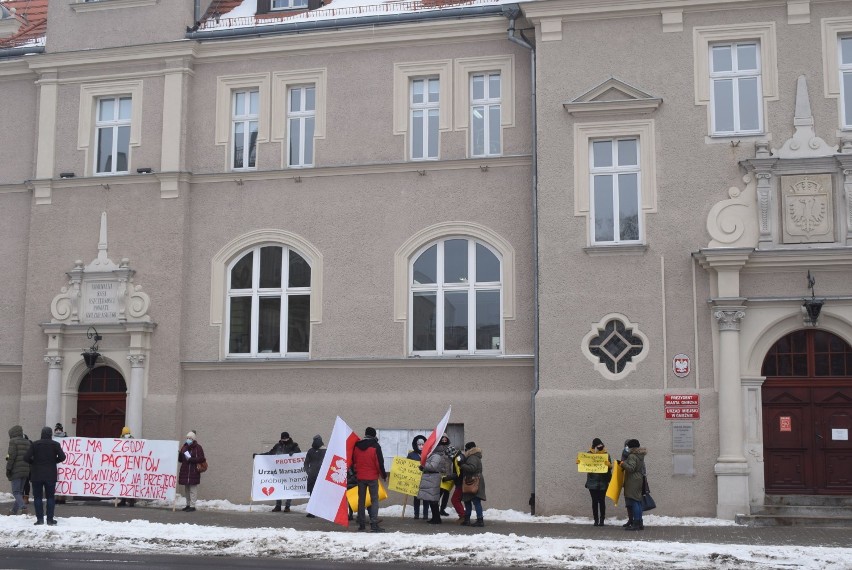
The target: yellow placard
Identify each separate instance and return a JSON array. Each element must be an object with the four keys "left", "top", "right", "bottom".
[
  {"left": 387, "top": 456, "right": 423, "bottom": 496},
  {"left": 345, "top": 481, "right": 388, "bottom": 511},
  {"left": 606, "top": 463, "right": 625, "bottom": 506},
  {"left": 577, "top": 452, "right": 609, "bottom": 473}
]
